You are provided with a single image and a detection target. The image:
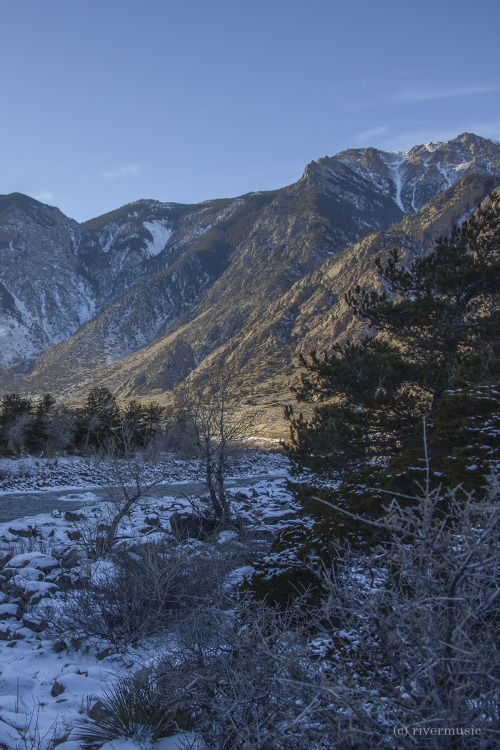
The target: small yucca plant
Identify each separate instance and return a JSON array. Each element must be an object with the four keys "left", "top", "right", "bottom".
[{"left": 76, "top": 676, "right": 174, "bottom": 748}]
